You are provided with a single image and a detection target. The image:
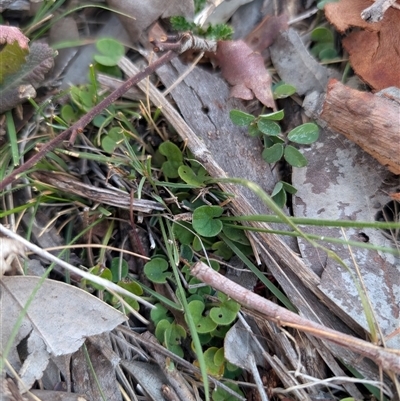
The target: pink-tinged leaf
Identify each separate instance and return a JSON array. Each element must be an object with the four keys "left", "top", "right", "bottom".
[
  {"left": 0, "top": 42, "right": 55, "bottom": 113},
  {"left": 0, "top": 25, "right": 29, "bottom": 48},
  {"left": 216, "top": 40, "right": 275, "bottom": 109}
]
